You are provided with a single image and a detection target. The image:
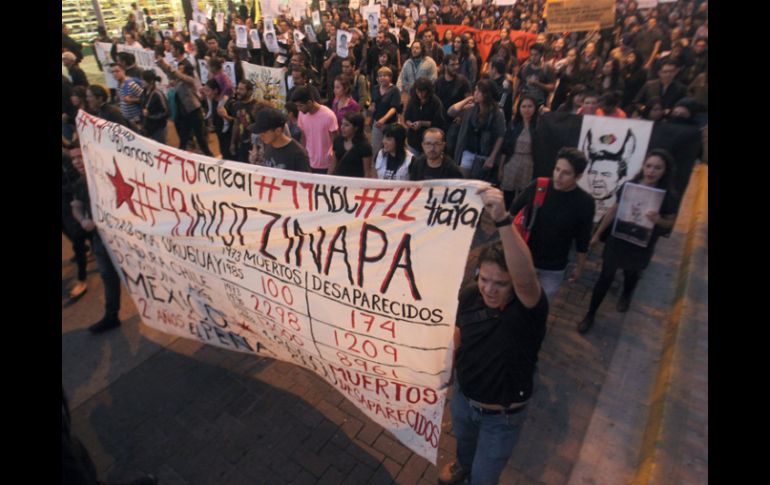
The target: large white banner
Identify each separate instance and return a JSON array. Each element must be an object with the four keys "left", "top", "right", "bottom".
[
  {"left": 75, "top": 111, "right": 486, "bottom": 464},
  {"left": 241, "top": 61, "right": 287, "bottom": 109},
  {"left": 578, "top": 116, "right": 653, "bottom": 222}
]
